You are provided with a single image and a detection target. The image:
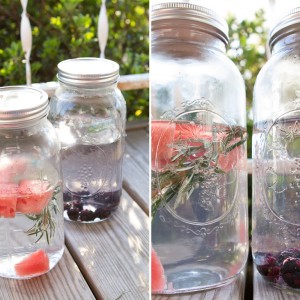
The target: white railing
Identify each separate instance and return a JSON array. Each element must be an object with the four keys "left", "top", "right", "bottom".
[
  {"left": 32, "top": 73, "right": 149, "bottom": 97},
  {"left": 247, "top": 159, "right": 252, "bottom": 174},
  {"left": 20, "top": 0, "right": 32, "bottom": 85}
]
